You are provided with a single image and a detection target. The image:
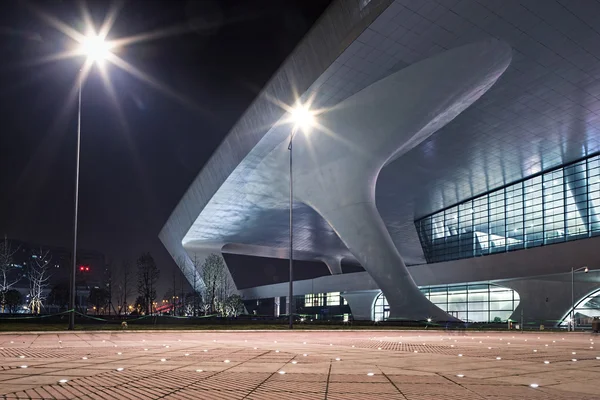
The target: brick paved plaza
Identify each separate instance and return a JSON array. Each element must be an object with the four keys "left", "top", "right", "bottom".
[{"left": 0, "top": 330, "right": 598, "bottom": 399}]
